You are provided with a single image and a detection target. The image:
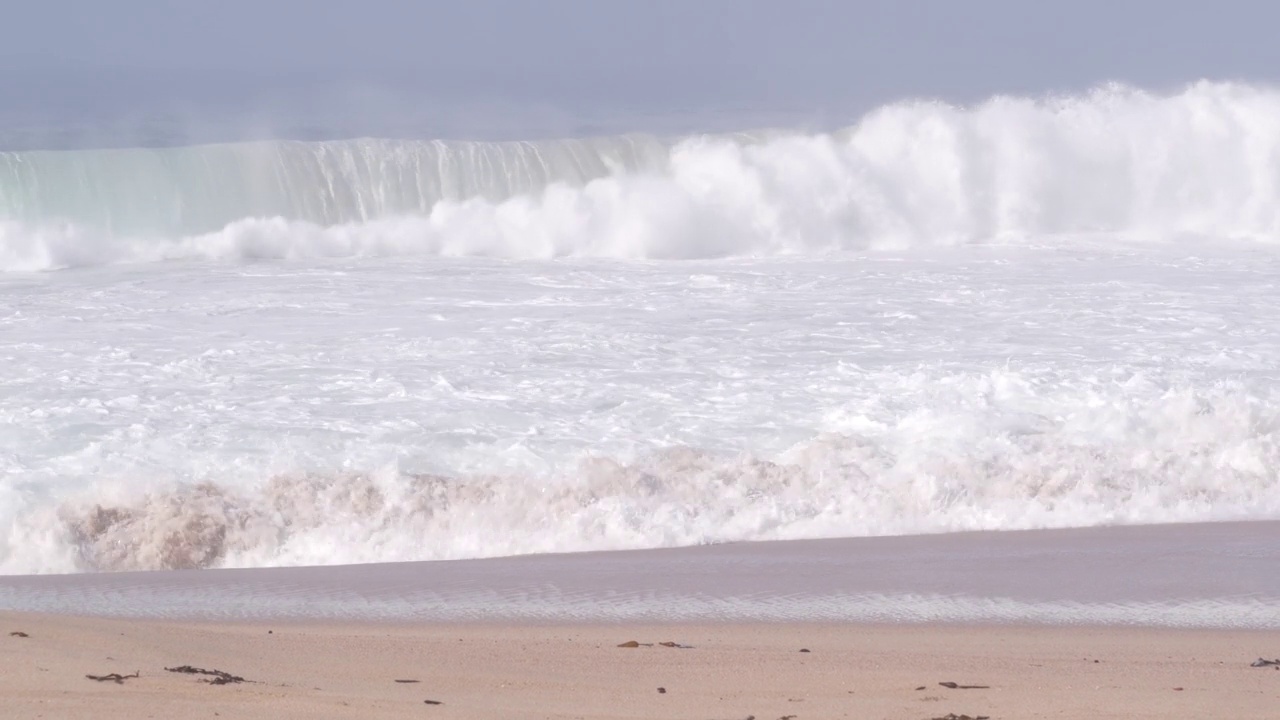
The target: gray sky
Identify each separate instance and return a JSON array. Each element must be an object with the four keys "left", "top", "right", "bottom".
[{"left": 4, "top": 0, "right": 1280, "bottom": 146}]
